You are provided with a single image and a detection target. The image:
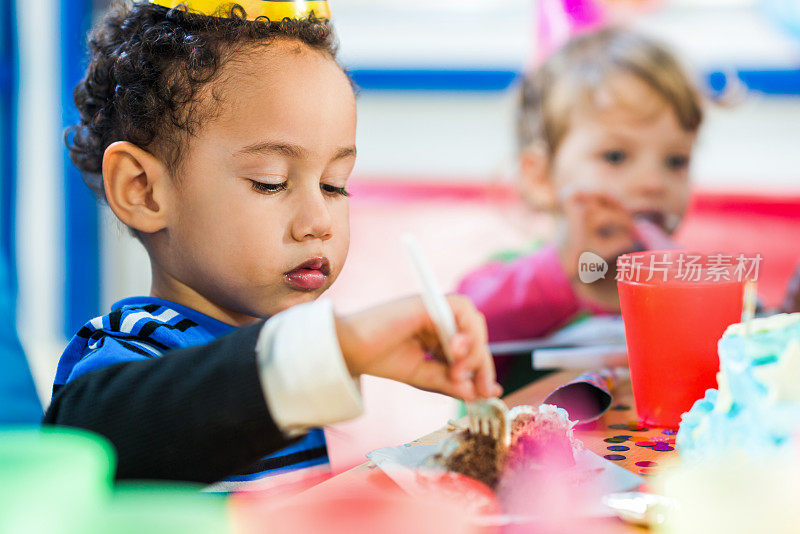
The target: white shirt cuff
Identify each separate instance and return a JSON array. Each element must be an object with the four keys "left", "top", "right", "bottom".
[{"left": 255, "top": 299, "right": 363, "bottom": 436}]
